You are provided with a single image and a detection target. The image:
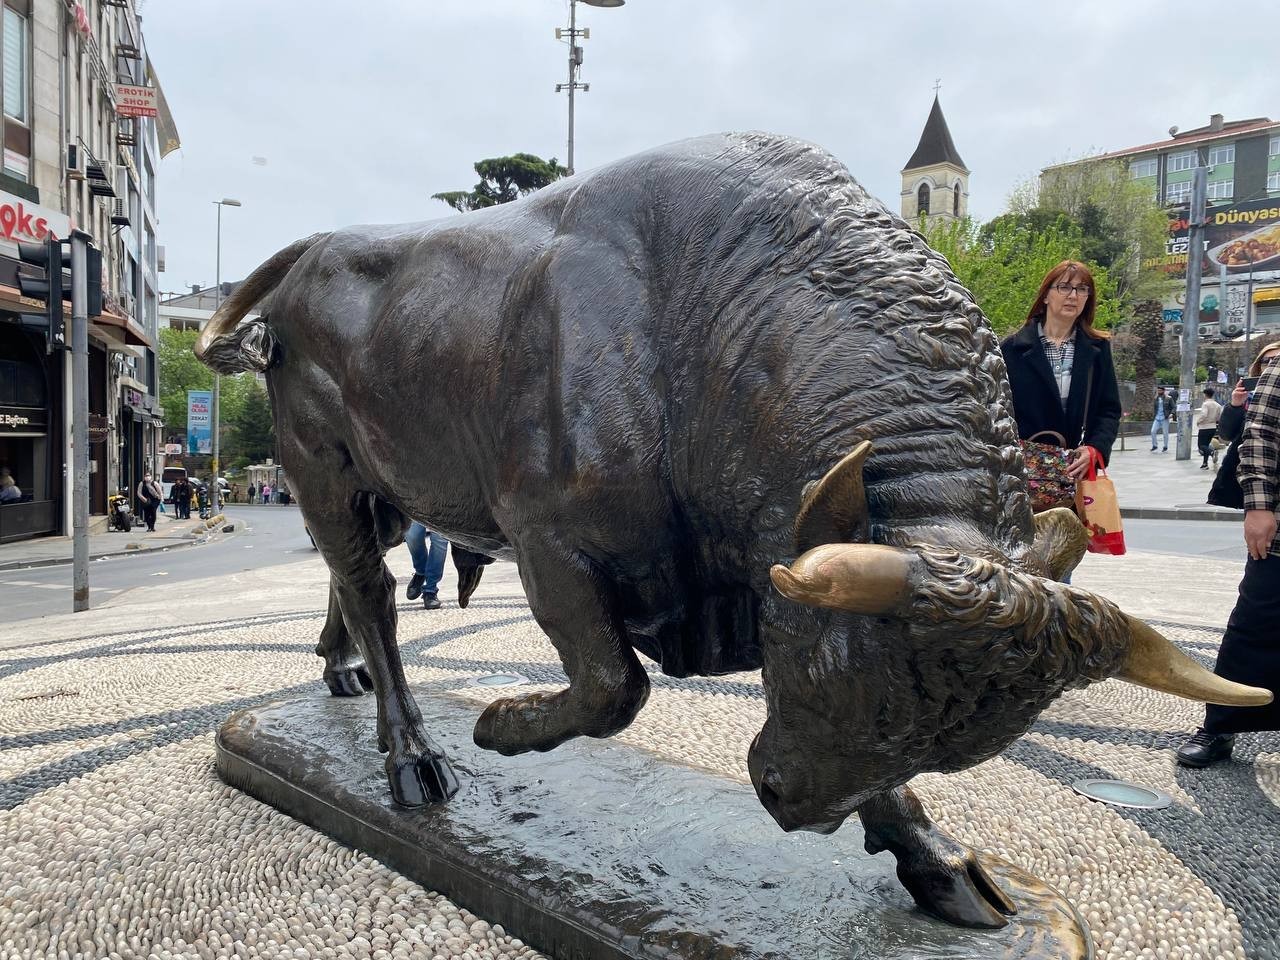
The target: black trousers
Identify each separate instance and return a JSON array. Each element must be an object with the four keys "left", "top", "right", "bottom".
[
  {"left": 140, "top": 502, "right": 158, "bottom": 531},
  {"left": 1205, "top": 554, "right": 1280, "bottom": 734},
  {"left": 1197, "top": 428, "right": 1217, "bottom": 464}
]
